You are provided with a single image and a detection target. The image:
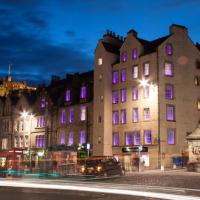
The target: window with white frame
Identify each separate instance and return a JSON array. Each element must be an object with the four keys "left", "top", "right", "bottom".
[
  {"left": 80, "top": 106, "right": 86, "bottom": 121},
  {"left": 144, "top": 63, "right": 150, "bottom": 76},
  {"left": 143, "top": 108, "right": 150, "bottom": 121},
  {"left": 133, "top": 66, "right": 138, "bottom": 79}
]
